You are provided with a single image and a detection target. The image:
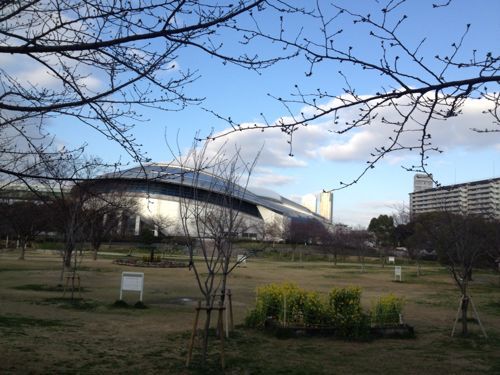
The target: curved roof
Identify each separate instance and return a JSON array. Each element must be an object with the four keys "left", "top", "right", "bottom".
[{"left": 99, "top": 163, "right": 323, "bottom": 220}]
